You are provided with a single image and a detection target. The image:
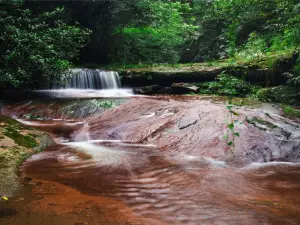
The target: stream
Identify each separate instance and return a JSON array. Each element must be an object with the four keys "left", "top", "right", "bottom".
[{"left": 1, "top": 89, "right": 300, "bottom": 225}]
